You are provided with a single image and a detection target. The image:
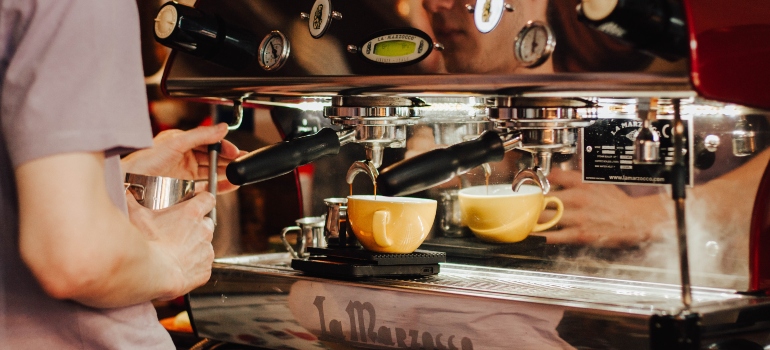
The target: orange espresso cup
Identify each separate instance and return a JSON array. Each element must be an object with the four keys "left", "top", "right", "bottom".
[{"left": 346, "top": 195, "right": 437, "bottom": 253}]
